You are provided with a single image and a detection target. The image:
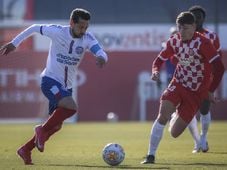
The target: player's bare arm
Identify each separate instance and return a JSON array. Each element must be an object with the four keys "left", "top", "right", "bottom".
[{"left": 0, "top": 43, "right": 16, "bottom": 55}]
